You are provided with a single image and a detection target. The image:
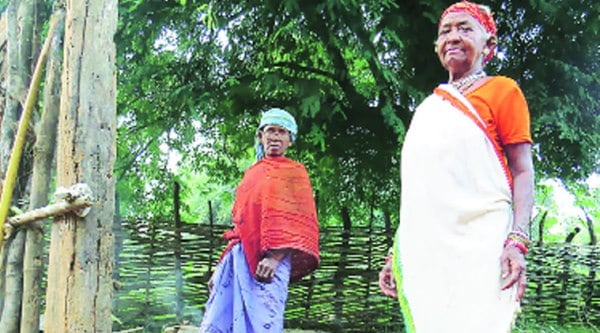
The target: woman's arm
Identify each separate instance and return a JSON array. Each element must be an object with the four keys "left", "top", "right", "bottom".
[
  {"left": 501, "top": 142, "right": 534, "bottom": 301},
  {"left": 506, "top": 142, "right": 535, "bottom": 236}
]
